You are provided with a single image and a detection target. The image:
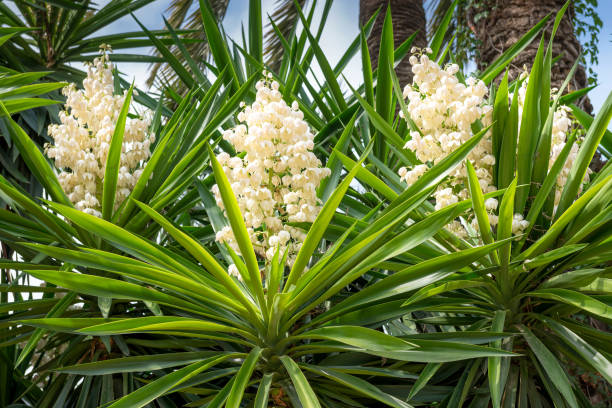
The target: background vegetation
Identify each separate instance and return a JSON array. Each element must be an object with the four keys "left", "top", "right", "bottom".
[{"left": 1, "top": 0, "right": 611, "bottom": 407}]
